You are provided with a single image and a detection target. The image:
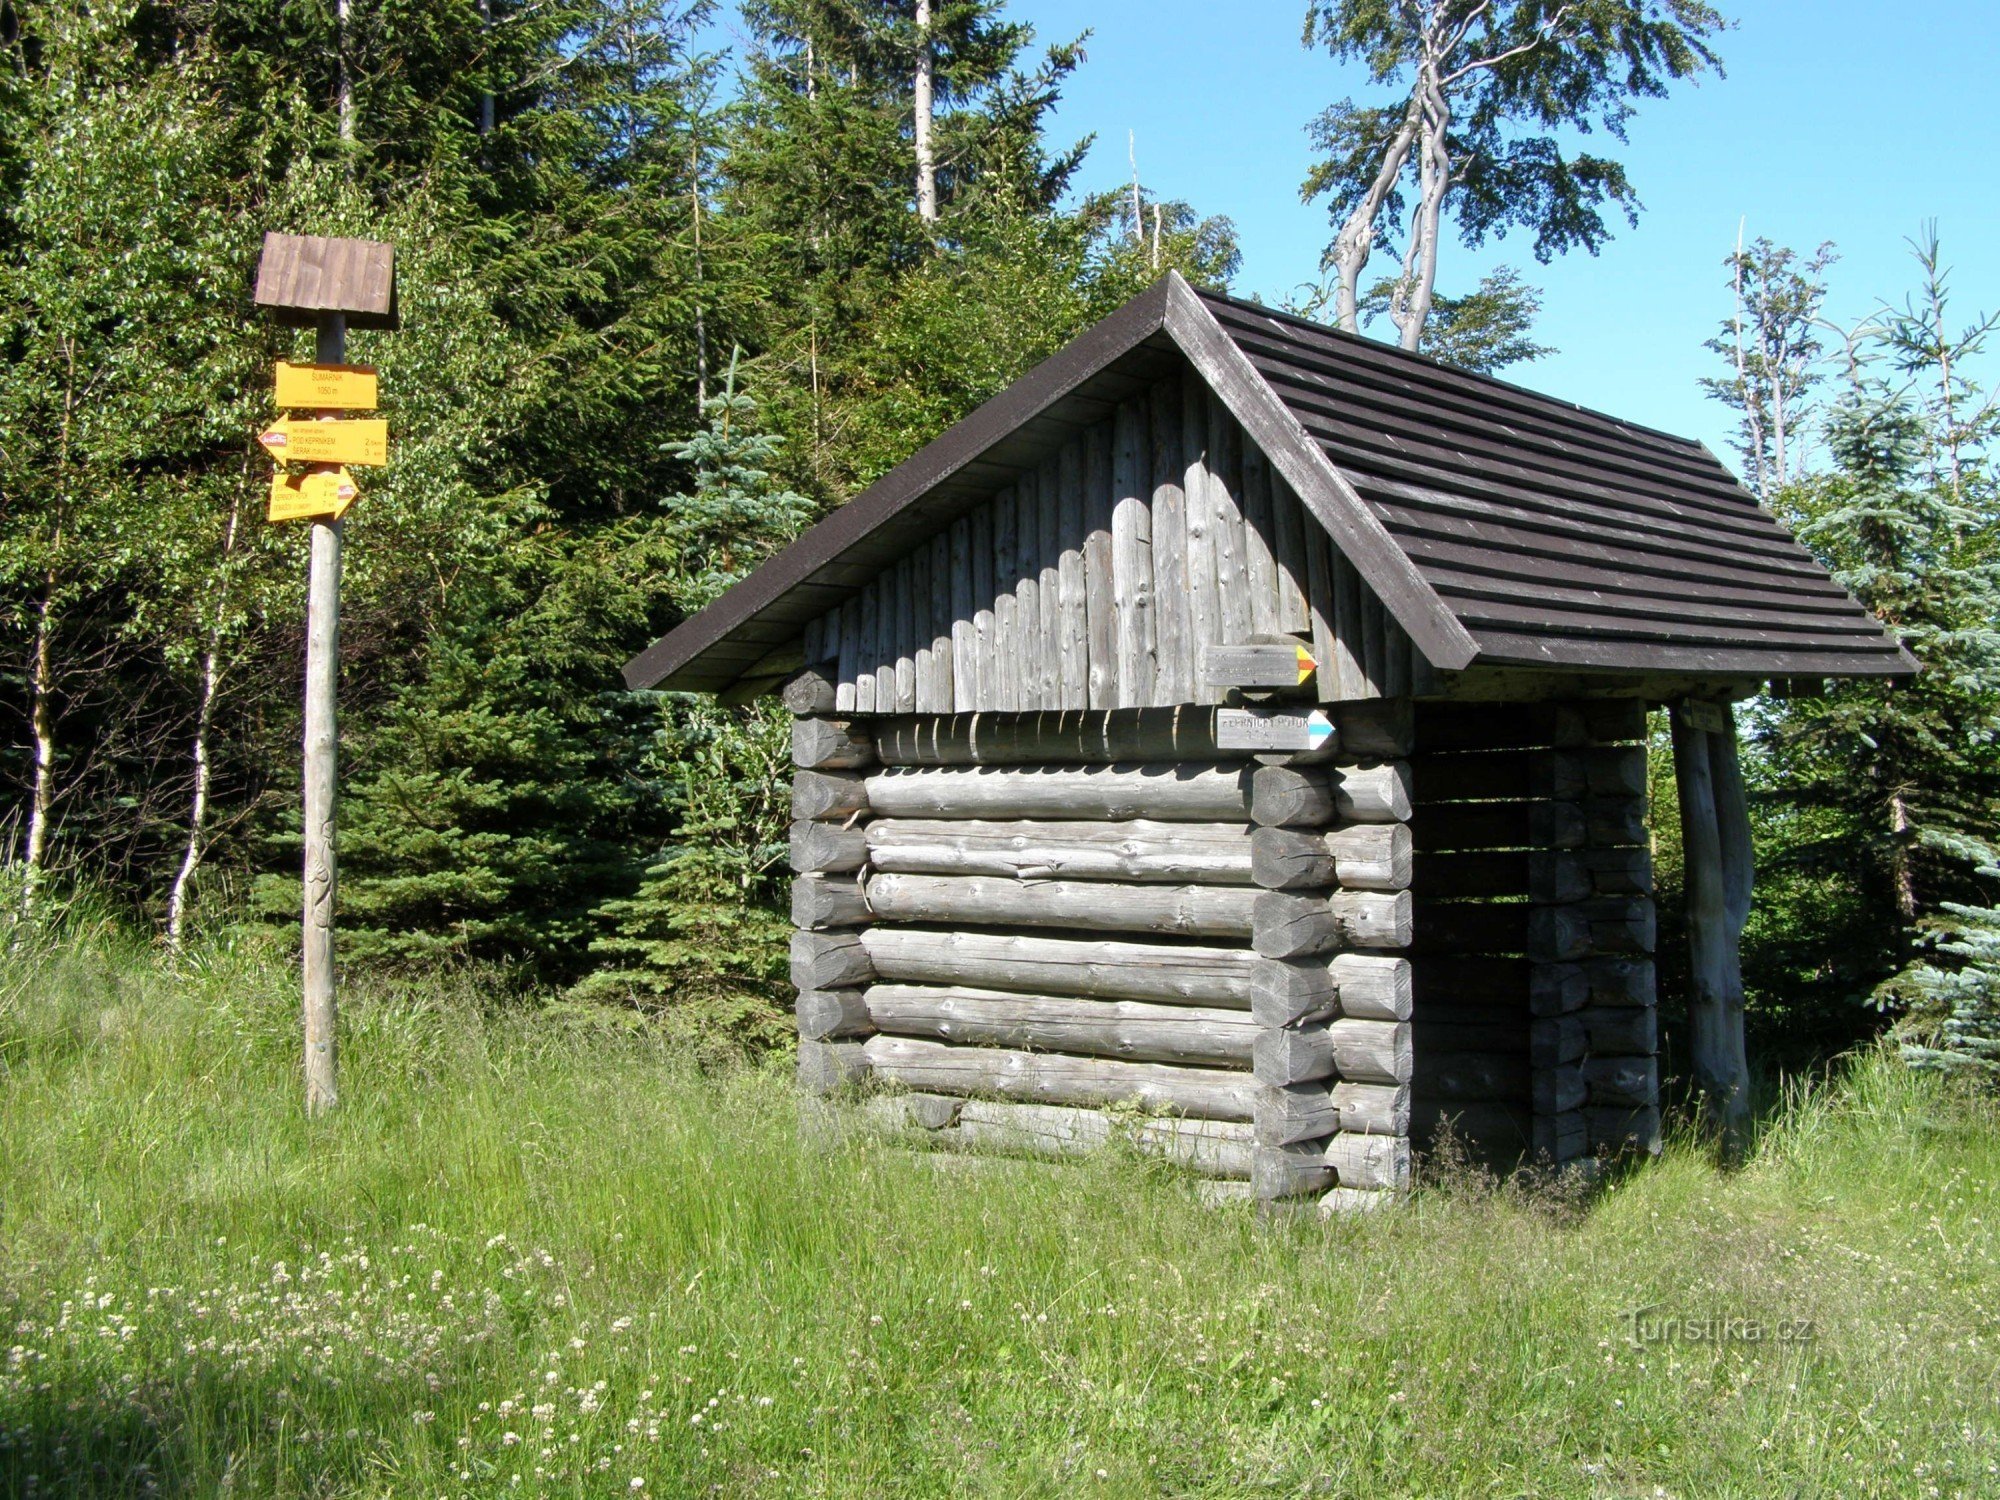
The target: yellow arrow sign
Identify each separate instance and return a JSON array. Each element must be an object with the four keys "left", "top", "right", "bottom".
[
  {"left": 259, "top": 418, "right": 388, "bottom": 467},
  {"left": 274, "top": 360, "right": 378, "bottom": 411},
  {"left": 269, "top": 466, "right": 359, "bottom": 523},
  {"left": 1294, "top": 643, "right": 1319, "bottom": 685}
]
